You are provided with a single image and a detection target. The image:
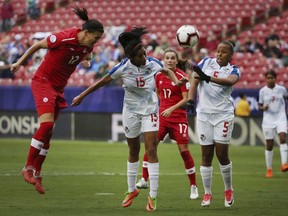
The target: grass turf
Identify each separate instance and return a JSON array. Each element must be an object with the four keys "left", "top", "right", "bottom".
[{"left": 0, "top": 138, "right": 287, "bottom": 216}]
